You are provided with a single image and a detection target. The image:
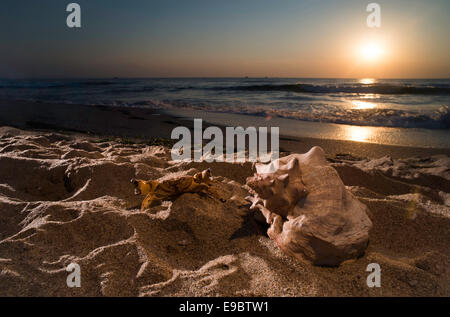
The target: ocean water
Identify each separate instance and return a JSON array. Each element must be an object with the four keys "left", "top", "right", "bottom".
[
  {"left": 0, "top": 78, "right": 449, "bottom": 148},
  {"left": 1, "top": 78, "right": 449, "bottom": 129}
]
